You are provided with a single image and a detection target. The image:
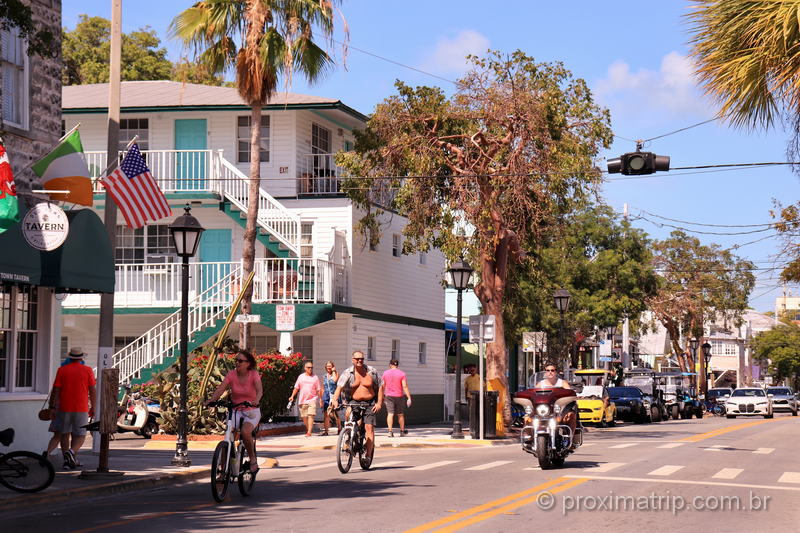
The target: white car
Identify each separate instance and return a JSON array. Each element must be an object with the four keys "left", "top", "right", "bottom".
[{"left": 725, "top": 388, "right": 773, "bottom": 418}]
